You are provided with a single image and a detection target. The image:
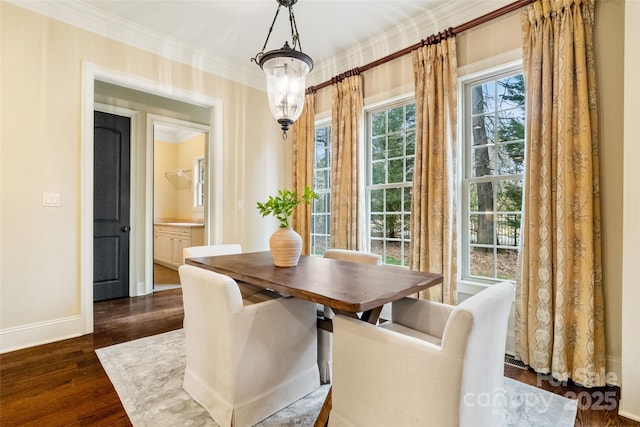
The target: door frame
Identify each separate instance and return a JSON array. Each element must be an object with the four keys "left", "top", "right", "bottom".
[{"left": 81, "top": 62, "right": 224, "bottom": 334}]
